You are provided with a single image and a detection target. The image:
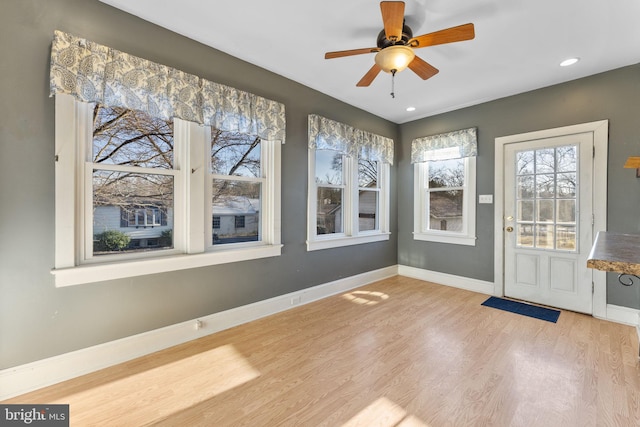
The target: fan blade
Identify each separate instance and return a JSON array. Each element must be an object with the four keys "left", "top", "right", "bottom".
[
  {"left": 325, "top": 47, "right": 380, "bottom": 59},
  {"left": 380, "top": 1, "right": 405, "bottom": 42},
  {"left": 408, "top": 56, "right": 439, "bottom": 80},
  {"left": 357, "top": 64, "right": 382, "bottom": 87},
  {"left": 409, "top": 23, "right": 475, "bottom": 48}
]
